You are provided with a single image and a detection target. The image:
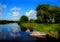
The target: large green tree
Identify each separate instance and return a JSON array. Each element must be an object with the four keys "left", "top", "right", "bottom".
[
  {"left": 36, "top": 4, "right": 60, "bottom": 23},
  {"left": 19, "top": 15, "right": 28, "bottom": 23}
]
